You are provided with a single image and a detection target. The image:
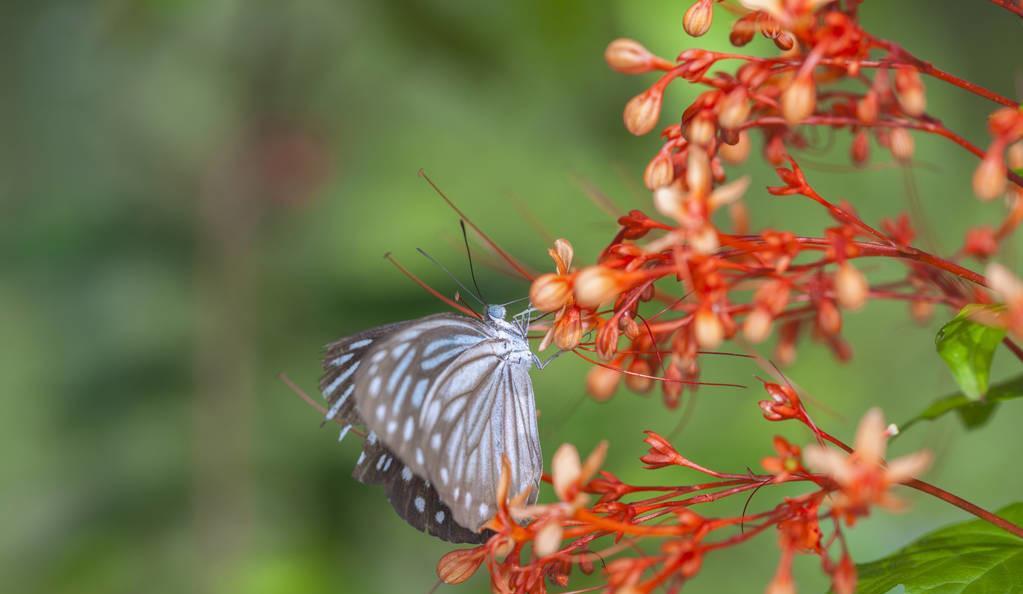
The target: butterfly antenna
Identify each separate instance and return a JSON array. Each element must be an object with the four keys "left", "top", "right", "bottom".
[
  {"left": 415, "top": 248, "right": 487, "bottom": 307},
  {"left": 384, "top": 252, "right": 481, "bottom": 319},
  {"left": 418, "top": 169, "right": 536, "bottom": 280},
  {"left": 460, "top": 219, "right": 487, "bottom": 304}
]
